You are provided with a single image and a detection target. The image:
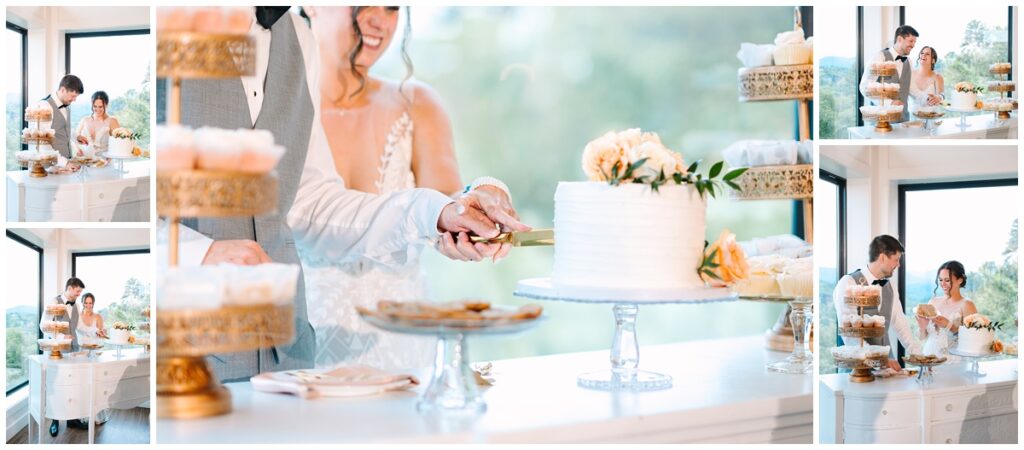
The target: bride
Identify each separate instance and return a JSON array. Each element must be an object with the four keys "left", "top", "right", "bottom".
[
  {"left": 916, "top": 261, "right": 978, "bottom": 357},
  {"left": 910, "top": 46, "right": 945, "bottom": 112},
  {"left": 301, "top": 6, "right": 512, "bottom": 370},
  {"left": 74, "top": 91, "right": 120, "bottom": 155}
]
